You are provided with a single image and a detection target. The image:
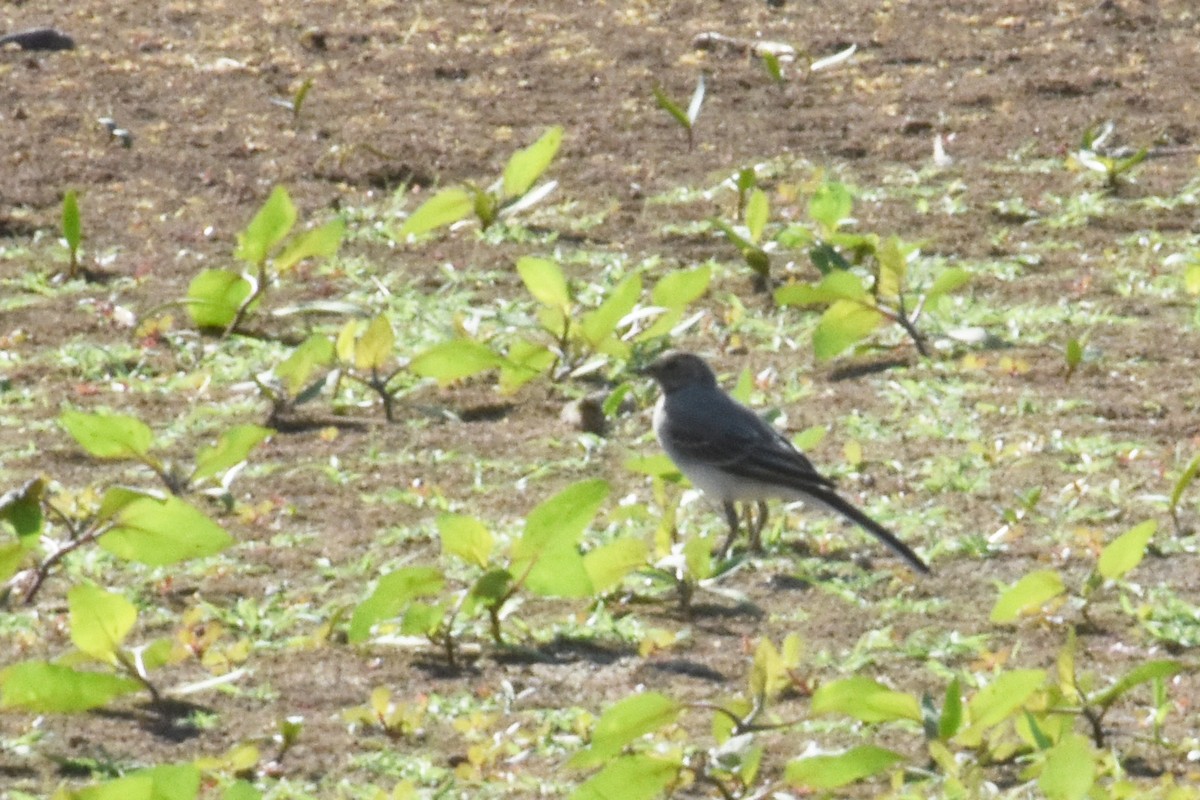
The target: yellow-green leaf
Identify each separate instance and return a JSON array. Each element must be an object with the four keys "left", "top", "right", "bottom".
[
  {"left": 785, "top": 746, "right": 903, "bottom": 790},
  {"left": 812, "top": 676, "right": 922, "bottom": 723},
  {"left": 60, "top": 410, "right": 154, "bottom": 460},
  {"left": 236, "top": 186, "right": 296, "bottom": 265},
  {"left": 438, "top": 514, "right": 493, "bottom": 569},
  {"left": 354, "top": 315, "right": 396, "bottom": 371},
  {"left": 1097, "top": 519, "right": 1155, "bottom": 580},
  {"left": 503, "top": 126, "right": 563, "bottom": 198},
  {"left": 397, "top": 187, "right": 474, "bottom": 238},
  {"left": 990, "top": 569, "right": 1065, "bottom": 623},
  {"left": 69, "top": 584, "right": 138, "bottom": 662}
]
